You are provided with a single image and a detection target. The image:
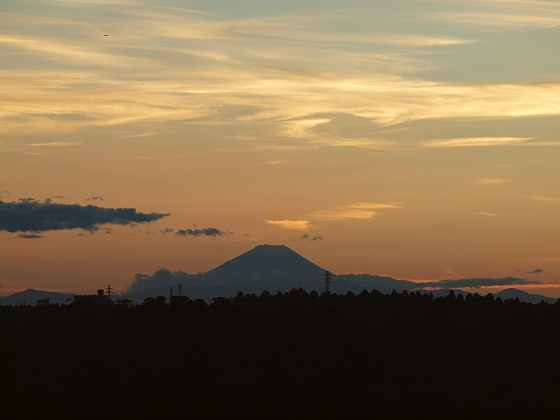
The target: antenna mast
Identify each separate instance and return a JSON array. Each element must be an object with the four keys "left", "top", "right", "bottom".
[{"left": 106, "top": 284, "right": 113, "bottom": 300}]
